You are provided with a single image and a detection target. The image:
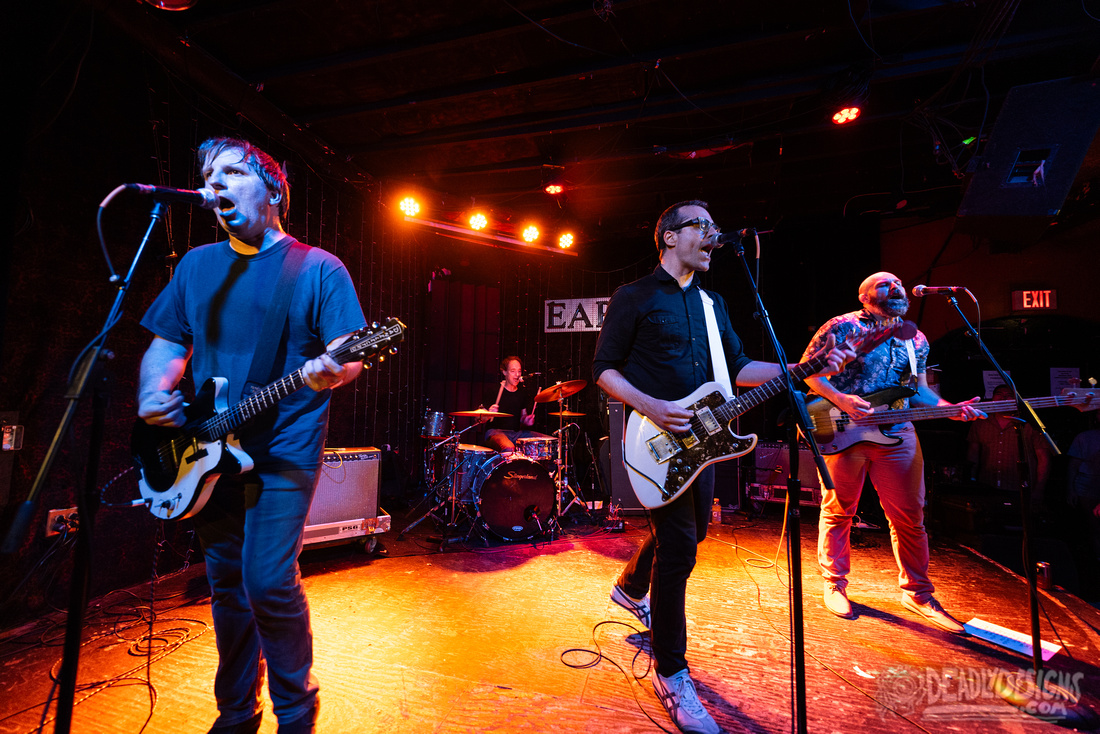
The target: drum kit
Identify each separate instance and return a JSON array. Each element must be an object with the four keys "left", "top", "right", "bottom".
[{"left": 402, "top": 379, "right": 590, "bottom": 544}]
